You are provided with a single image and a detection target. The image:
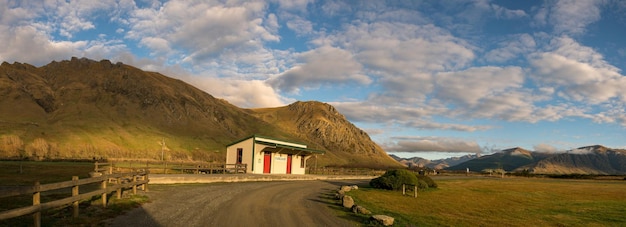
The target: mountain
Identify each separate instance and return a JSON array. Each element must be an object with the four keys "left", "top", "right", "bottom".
[
  {"left": 390, "top": 154, "right": 479, "bottom": 170},
  {"left": 249, "top": 102, "right": 402, "bottom": 168},
  {"left": 0, "top": 57, "right": 402, "bottom": 168},
  {"left": 446, "top": 145, "right": 626, "bottom": 174},
  {"left": 530, "top": 145, "right": 626, "bottom": 174}
]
